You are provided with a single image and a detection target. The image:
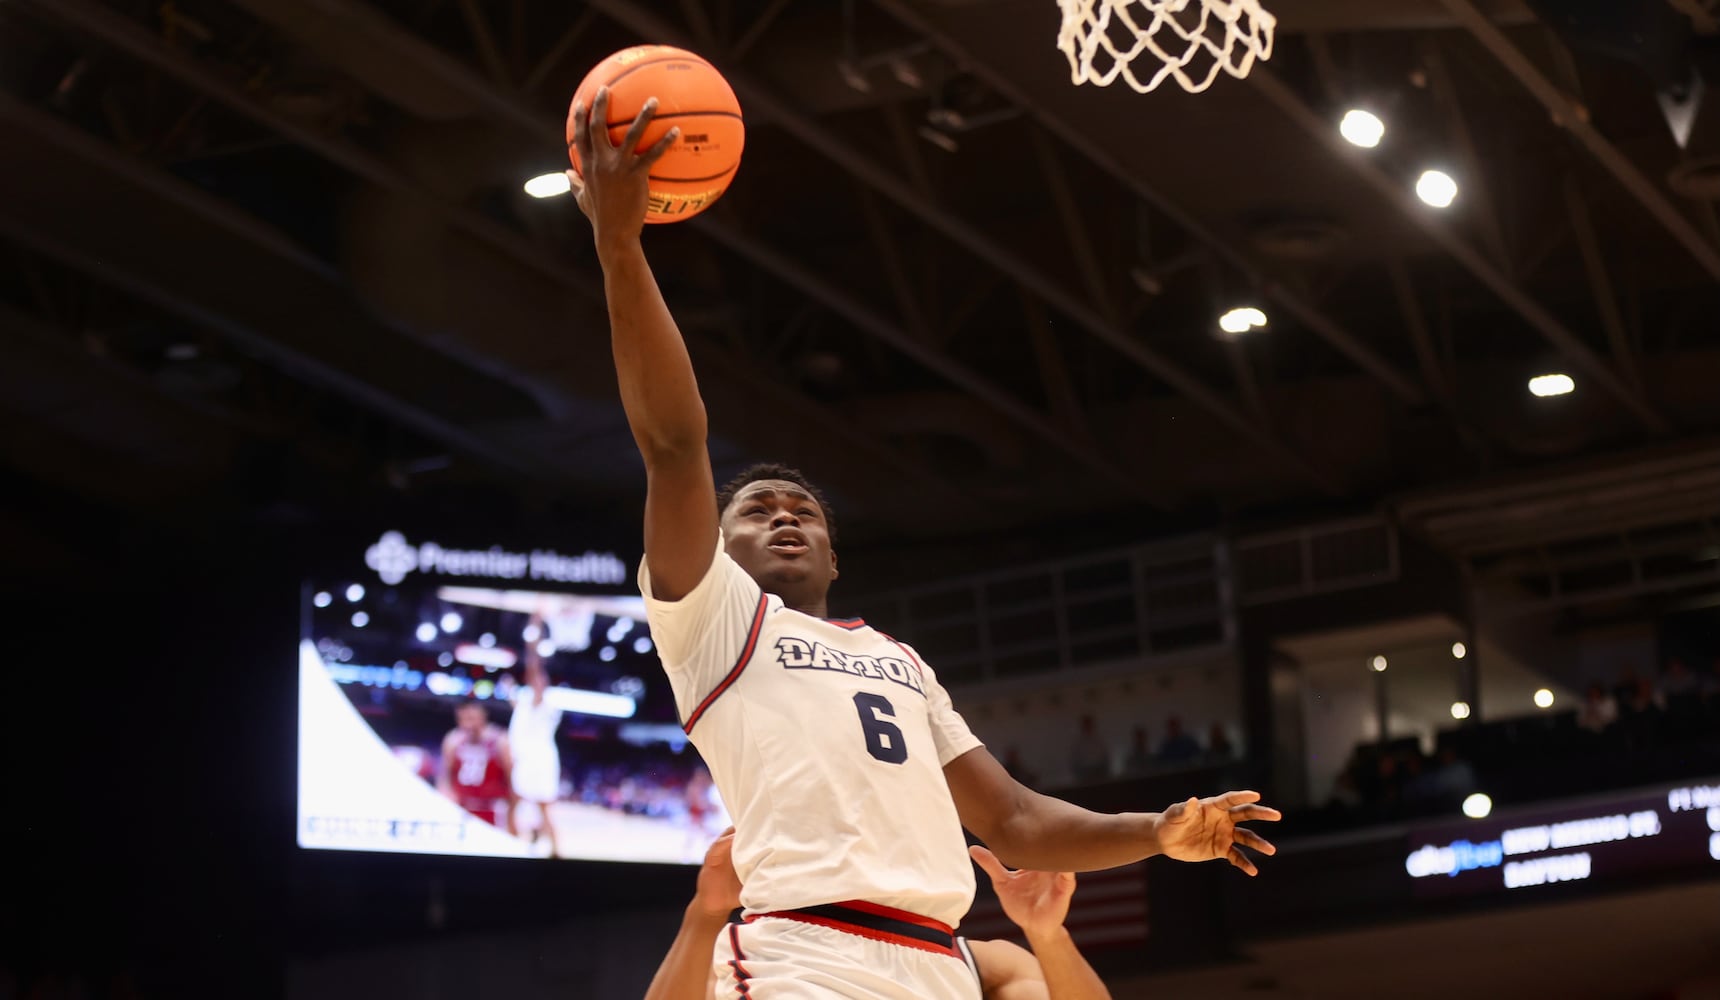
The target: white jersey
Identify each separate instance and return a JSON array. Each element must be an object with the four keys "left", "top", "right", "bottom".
[
  {"left": 508, "top": 689, "right": 563, "bottom": 802},
  {"left": 640, "top": 537, "right": 983, "bottom": 928}
]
